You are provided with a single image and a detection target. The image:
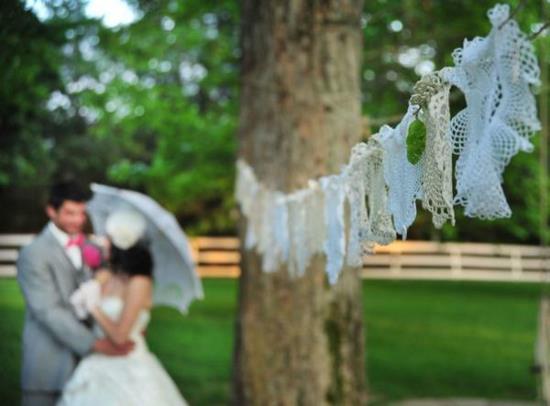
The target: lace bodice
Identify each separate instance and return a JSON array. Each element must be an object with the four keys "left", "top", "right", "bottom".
[{"left": 94, "top": 296, "right": 151, "bottom": 349}]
